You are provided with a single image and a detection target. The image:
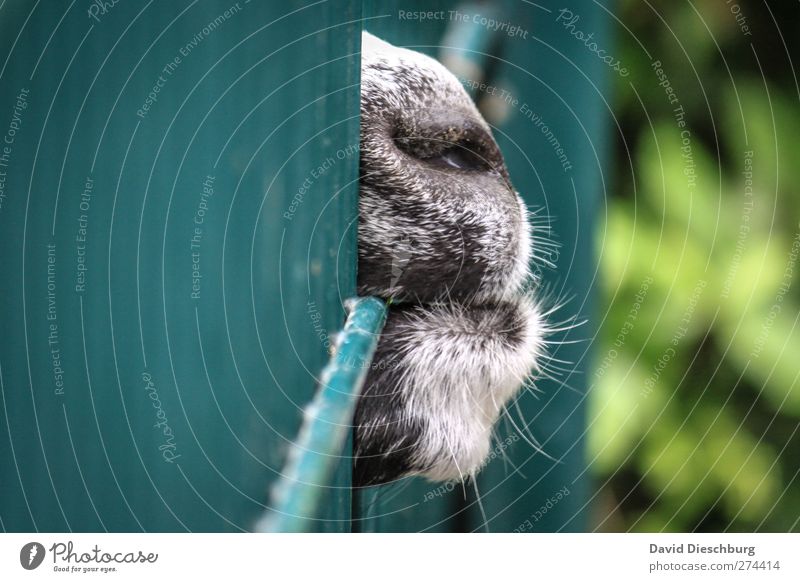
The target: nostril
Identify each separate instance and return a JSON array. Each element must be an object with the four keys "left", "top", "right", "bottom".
[
  {"left": 393, "top": 135, "right": 495, "bottom": 173},
  {"left": 429, "top": 141, "right": 494, "bottom": 171}
]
